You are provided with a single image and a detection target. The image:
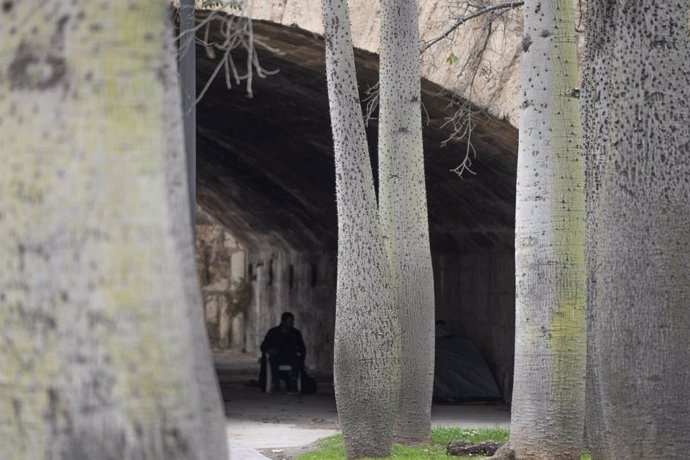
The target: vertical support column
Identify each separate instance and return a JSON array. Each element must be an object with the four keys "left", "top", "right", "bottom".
[{"left": 180, "top": 0, "right": 196, "bottom": 234}]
